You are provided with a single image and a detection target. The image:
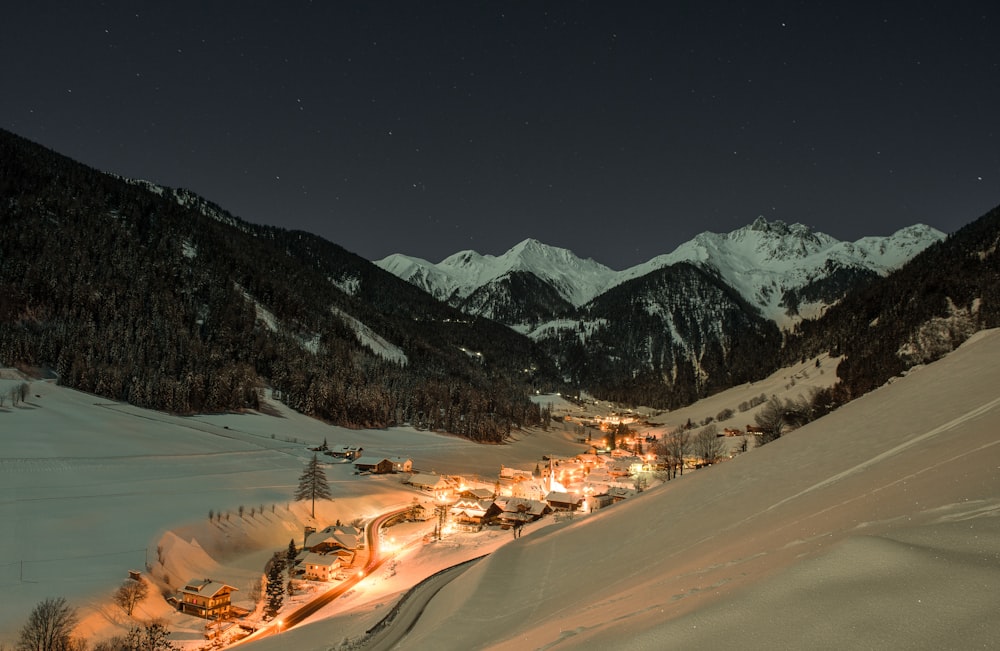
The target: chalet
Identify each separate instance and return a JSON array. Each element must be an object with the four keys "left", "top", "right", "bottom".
[
  {"left": 544, "top": 491, "right": 584, "bottom": 511},
  {"left": 458, "top": 487, "right": 495, "bottom": 501},
  {"left": 448, "top": 498, "right": 499, "bottom": 530},
  {"left": 353, "top": 456, "right": 394, "bottom": 474},
  {"left": 494, "top": 497, "right": 550, "bottom": 528},
  {"left": 388, "top": 456, "right": 413, "bottom": 473},
  {"left": 305, "top": 525, "right": 361, "bottom": 553},
  {"left": 328, "top": 445, "right": 364, "bottom": 460},
  {"left": 407, "top": 473, "right": 457, "bottom": 498},
  {"left": 608, "top": 458, "right": 642, "bottom": 478},
  {"left": 509, "top": 480, "right": 547, "bottom": 501},
  {"left": 606, "top": 486, "right": 637, "bottom": 503},
  {"left": 301, "top": 552, "right": 341, "bottom": 581},
  {"left": 179, "top": 579, "right": 238, "bottom": 620},
  {"left": 499, "top": 465, "right": 534, "bottom": 483}
]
